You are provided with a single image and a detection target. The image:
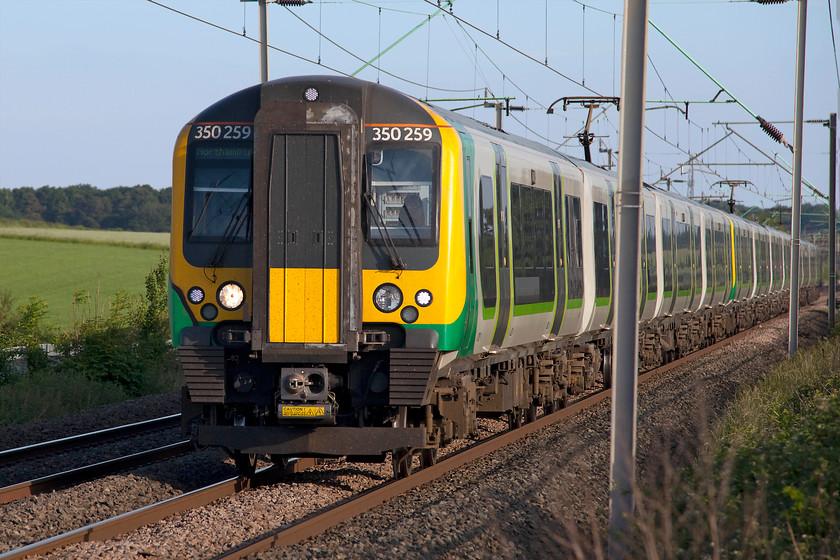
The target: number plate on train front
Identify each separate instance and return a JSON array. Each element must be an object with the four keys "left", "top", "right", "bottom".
[{"left": 281, "top": 406, "right": 325, "bottom": 418}]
